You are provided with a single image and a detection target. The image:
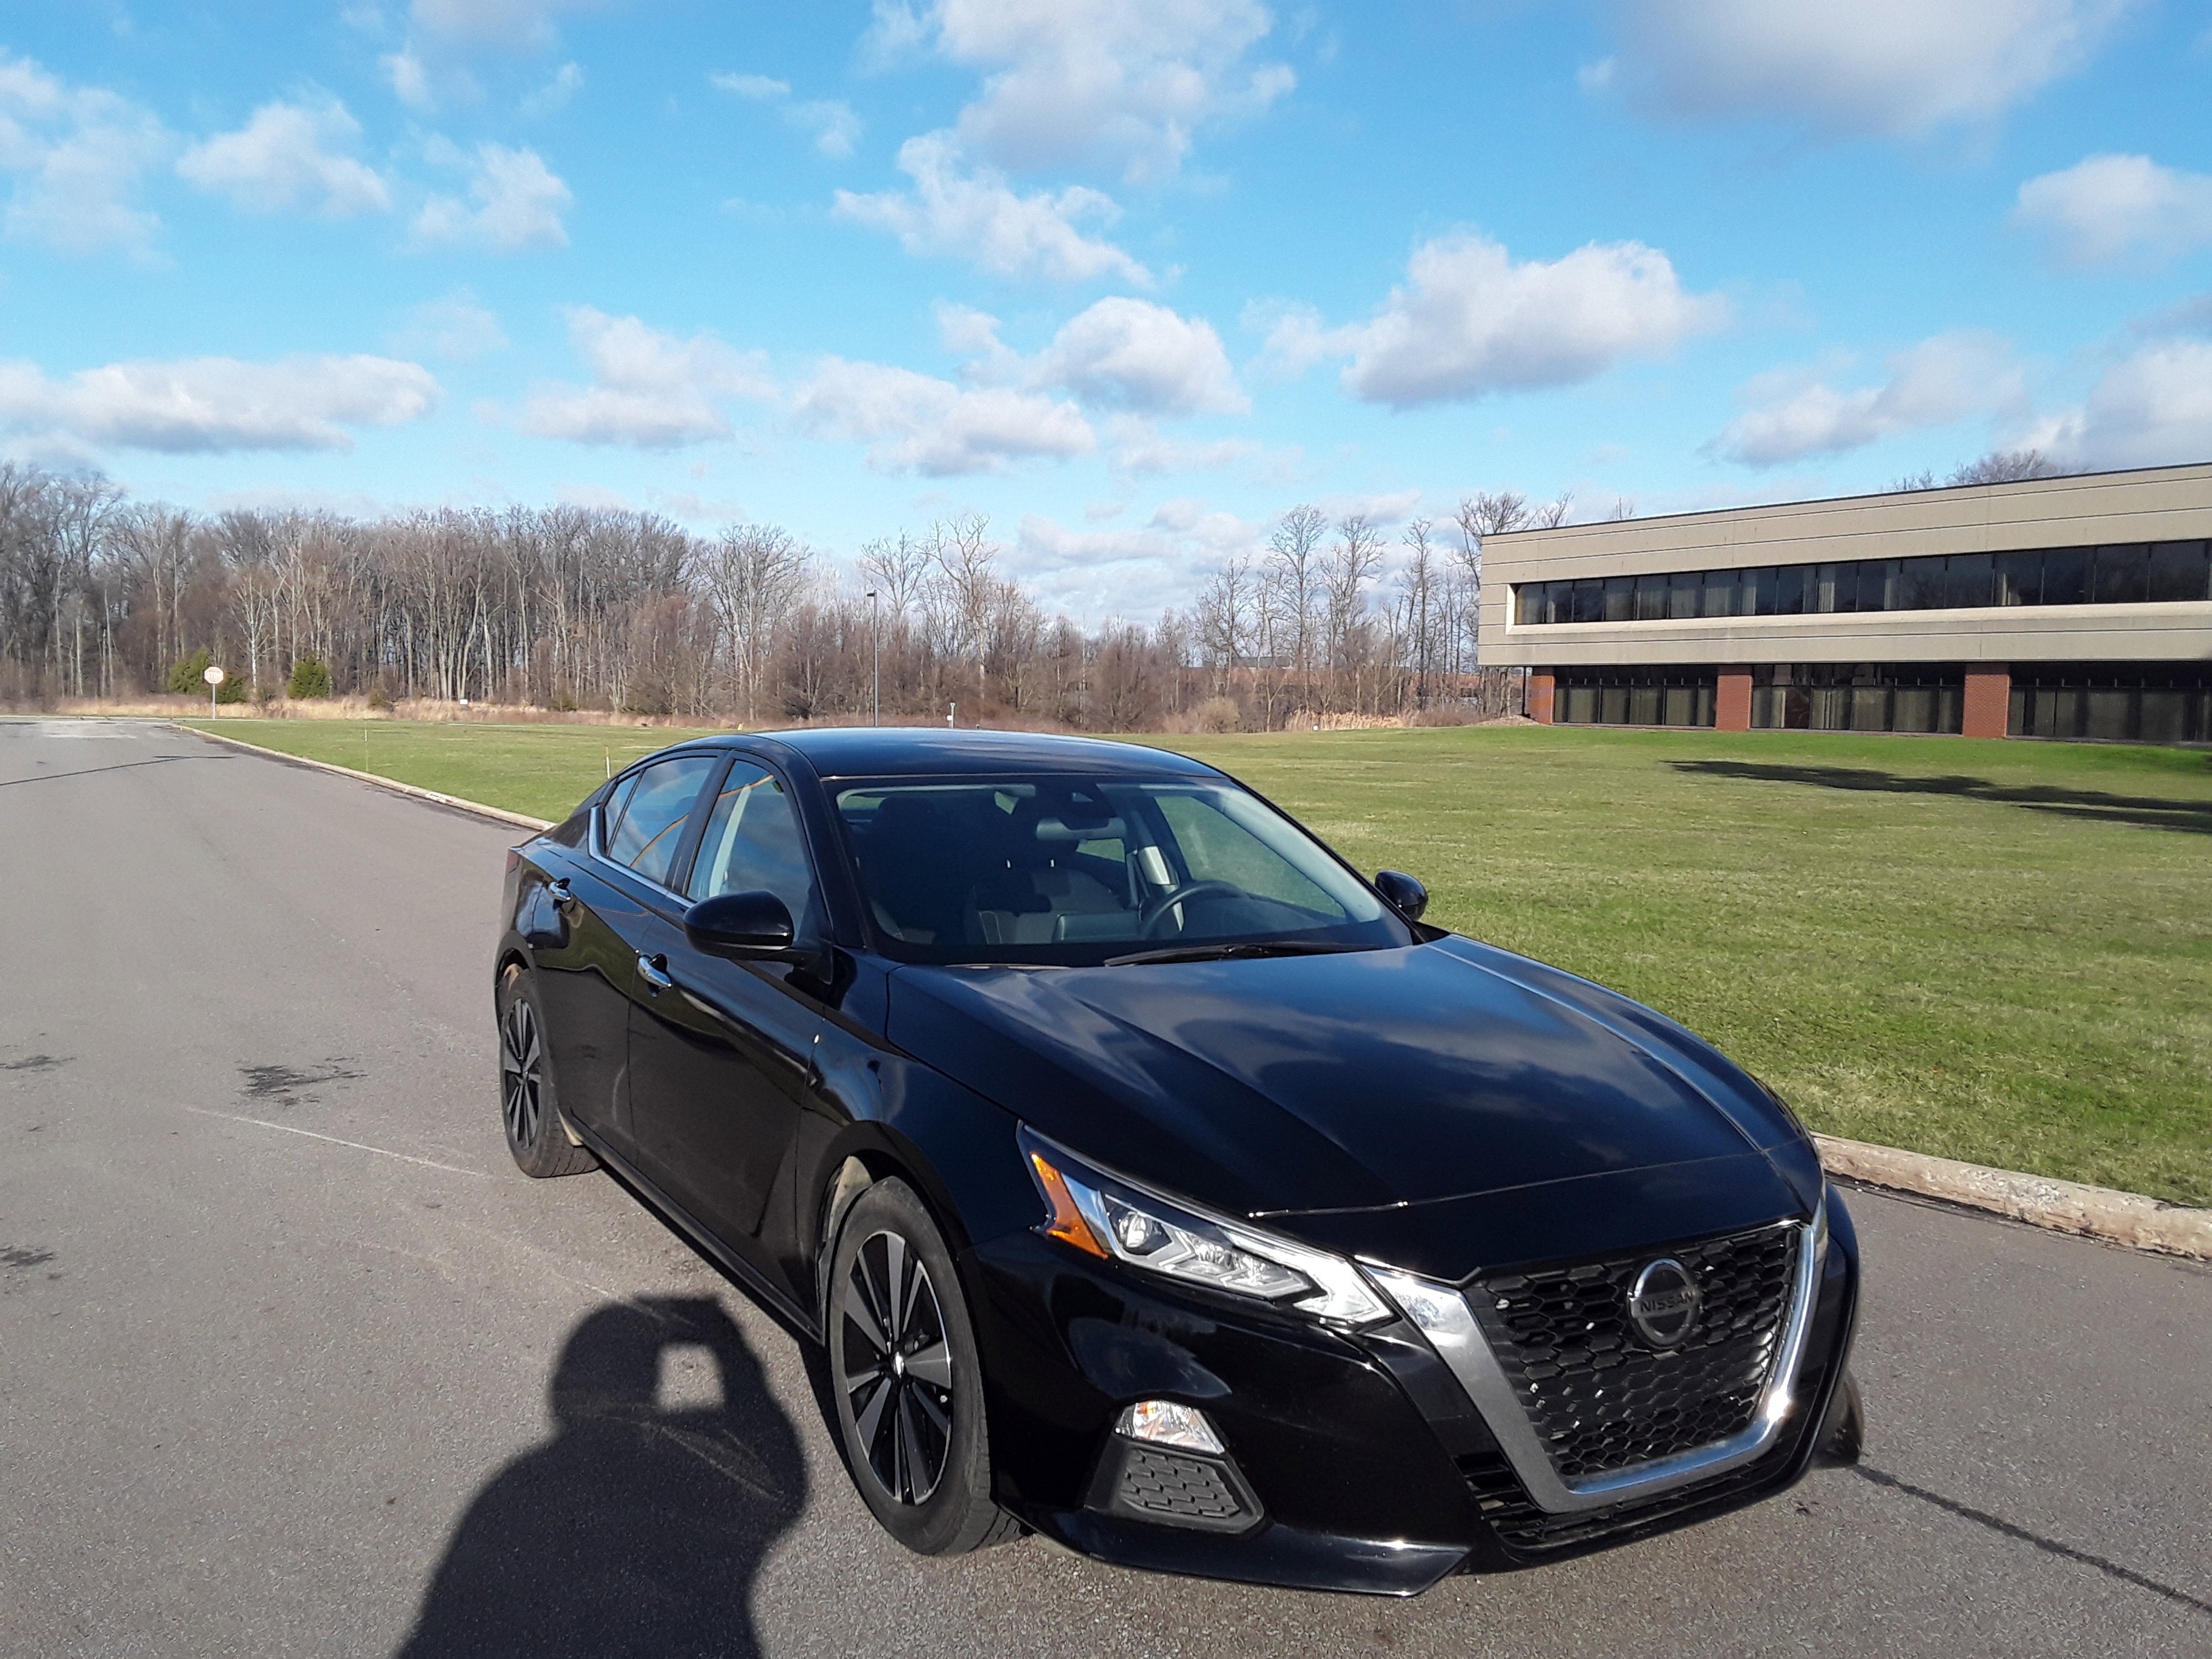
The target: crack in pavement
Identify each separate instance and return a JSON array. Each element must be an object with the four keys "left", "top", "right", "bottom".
[{"left": 1851, "top": 1464, "right": 2212, "bottom": 1621}]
